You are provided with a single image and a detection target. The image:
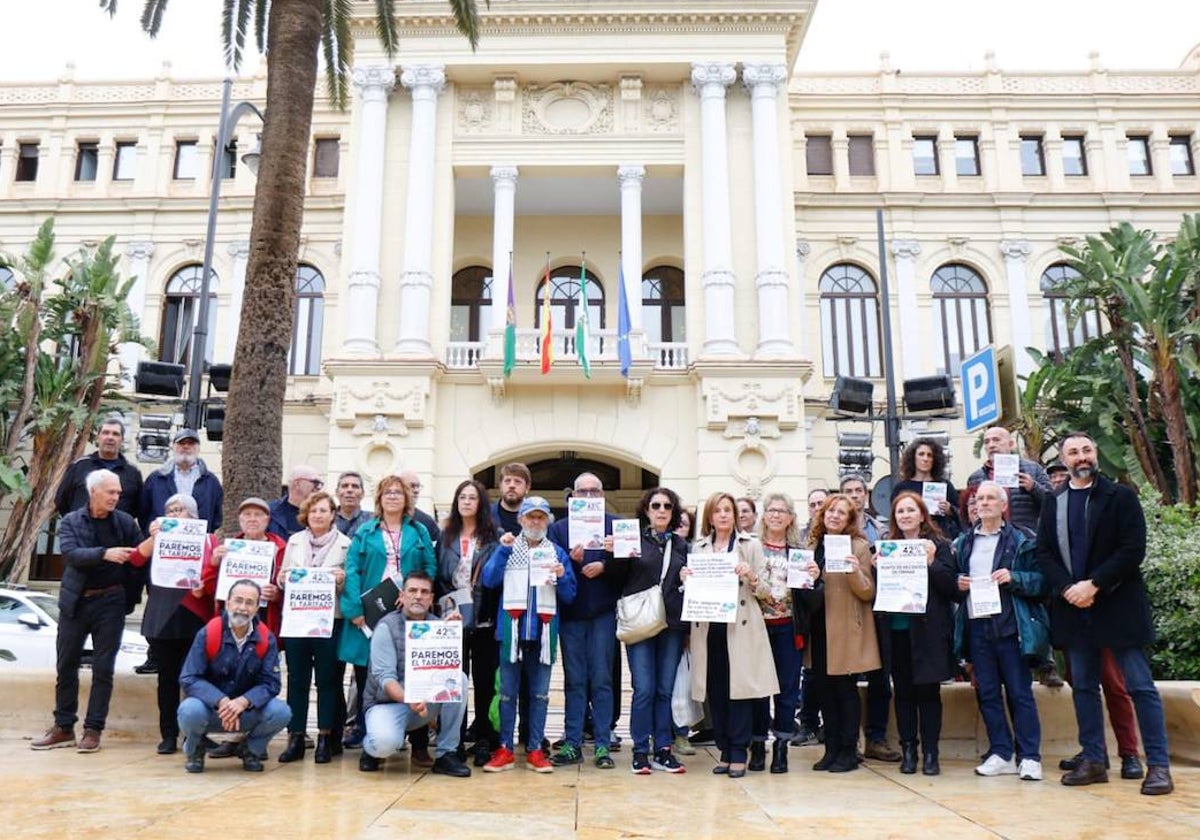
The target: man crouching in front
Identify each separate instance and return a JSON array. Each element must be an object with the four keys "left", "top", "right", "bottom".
[
  {"left": 359, "top": 571, "right": 472, "bottom": 777},
  {"left": 176, "top": 579, "right": 291, "bottom": 773}
]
